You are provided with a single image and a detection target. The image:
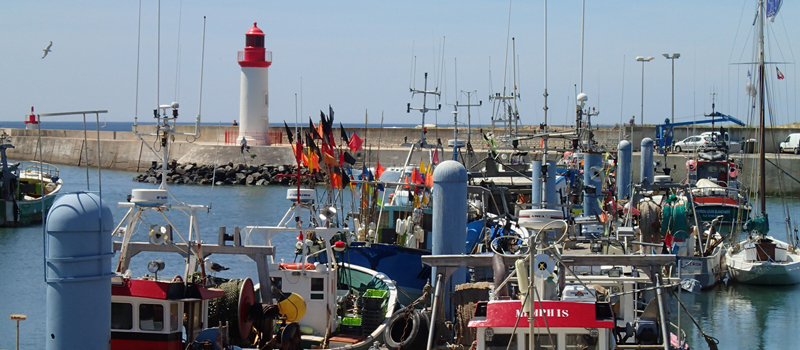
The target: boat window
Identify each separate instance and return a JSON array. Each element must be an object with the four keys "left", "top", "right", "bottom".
[
  {"left": 524, "top": 334, "right": 557, "bottom": 350},
  {"left": 311, "top": 278, "right": 324, "bottom": 292},
  {"left": 566, "top": 334, "right": 599, "bottom": 350},
  {"left": 111, "top": 303, "right": 133, "bottom": 330},
  {"left": 139, "top": 304, "right": 165, "bottom": 331},
  {"left": 170, "top": 303, "right": 179, "bottom": 331},
  {"left": 486, "top": 333, "right": 515, "bottom": 350}
]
